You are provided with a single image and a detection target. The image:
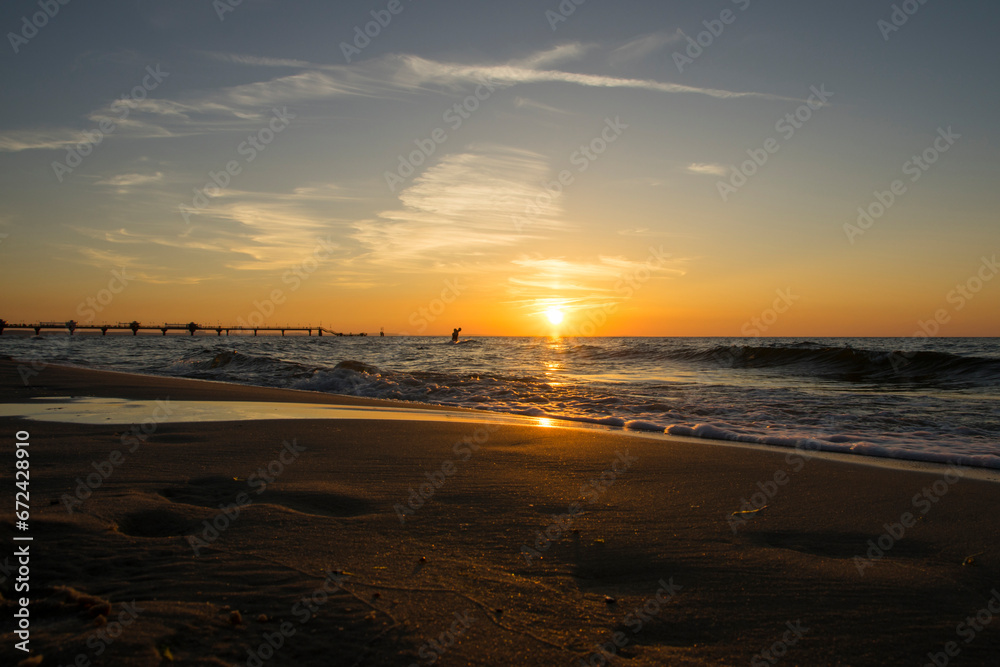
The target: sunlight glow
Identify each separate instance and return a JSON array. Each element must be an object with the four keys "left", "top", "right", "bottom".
[{"left": 546, "top": 307, "right": 564, "bottom": 325}]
